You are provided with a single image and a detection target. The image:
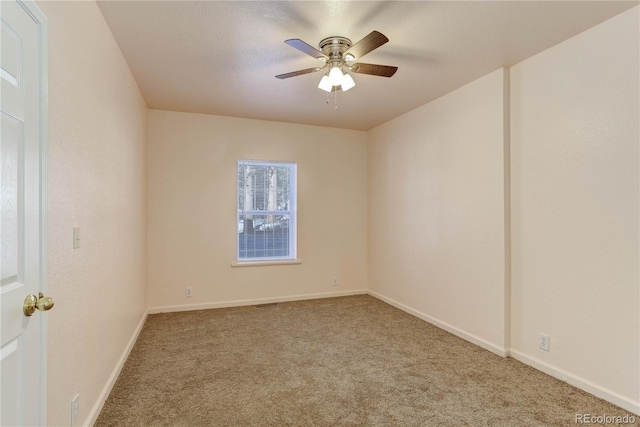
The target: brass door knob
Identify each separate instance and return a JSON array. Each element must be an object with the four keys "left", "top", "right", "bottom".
[{"left": 23, "top": 292, "right": 55, "bottom": 317}]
